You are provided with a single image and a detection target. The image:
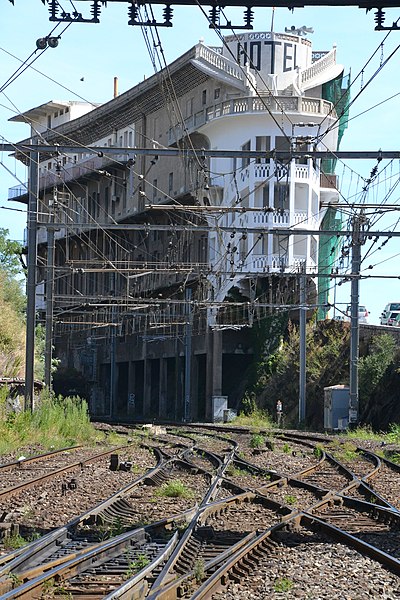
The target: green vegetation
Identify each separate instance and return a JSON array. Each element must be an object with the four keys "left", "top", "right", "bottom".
[
  {"left": 249, "top": 433, "right": 265, "bottom": 449},
  {"left": 155, "top": 479, "right": 194, "bottom": 499},
  {"left": 329, "top": 439, "right": 358, "bottom": 462},
  {"left": 344, "top": 425, "right": 382, "bottom": 441},
  {"left": 313, "top": 444, "right": 324, "bottom": 459},
  {"left": 274, "top": 577, "right": 294, "bottom": 592},
  {"left": 0, "top": 229, "right": 26, "bottom": 378},
  {"left": 96, "top": 517, "right": 126, "bottom": 541},
  {"left": 232, "top": 394, "right": 274, "bottom": 429},
  {"left": 193, "top": 558, "right": 205, "bottom": 583},
  {"left": 387, "top": 424, "right": 400, "bottom": 444},
  {"left": 8, "top": 573, "right": 22, "bottom": 589},
  {"left": 2, "top": 533, "right": 27, "bottom": 550},
  {"left": 284, "top": 494, "right": 297, "bottom": 506},
  {"left": 282, "top": 443, "right": 291, "bottom": 453},
  {"left": 359, "top": 335, "right": 396, "bottom": 411},
  {"left": 125, "top": 553, "right": 150, "bottom": 579},
  {"left": 0, "top": 388, "right": 101, "bottom": 453},
  {"left": 225, "top": 464, "right": 248, "bottom": 477}
]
